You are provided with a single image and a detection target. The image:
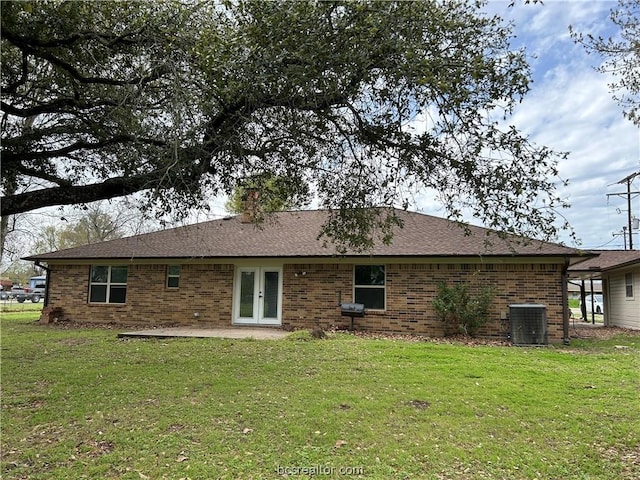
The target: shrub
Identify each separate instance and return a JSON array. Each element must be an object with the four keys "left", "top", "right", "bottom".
[{"left": 432, "top": 281, "right": 494, "bottom": 337}]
